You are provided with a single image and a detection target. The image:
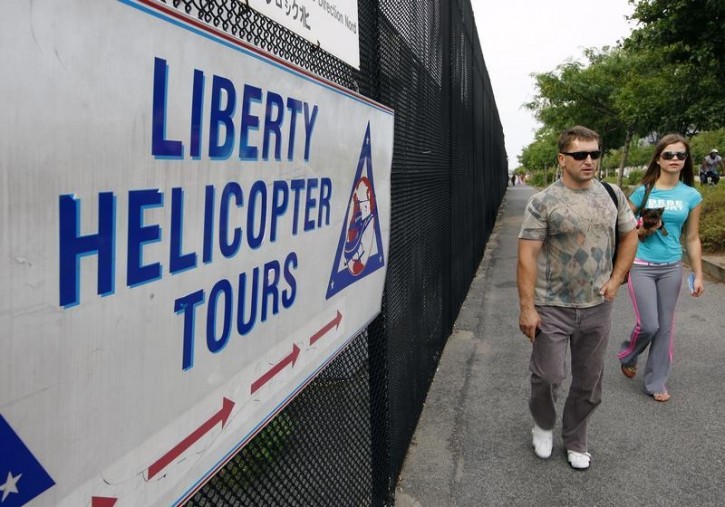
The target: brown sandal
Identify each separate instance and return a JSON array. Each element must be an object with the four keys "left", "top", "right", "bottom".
[
  {"left": 652, "top": 393, "right": 671, "bottom": 402},
  {"left": 621, "top": 364, "right": 636, "bottom": 379}
]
